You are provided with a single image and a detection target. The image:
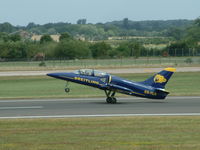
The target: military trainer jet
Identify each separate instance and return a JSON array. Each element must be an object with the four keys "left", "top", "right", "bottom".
[{"left": 47, "top": 68, "right": 175, "bottom": 104}]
